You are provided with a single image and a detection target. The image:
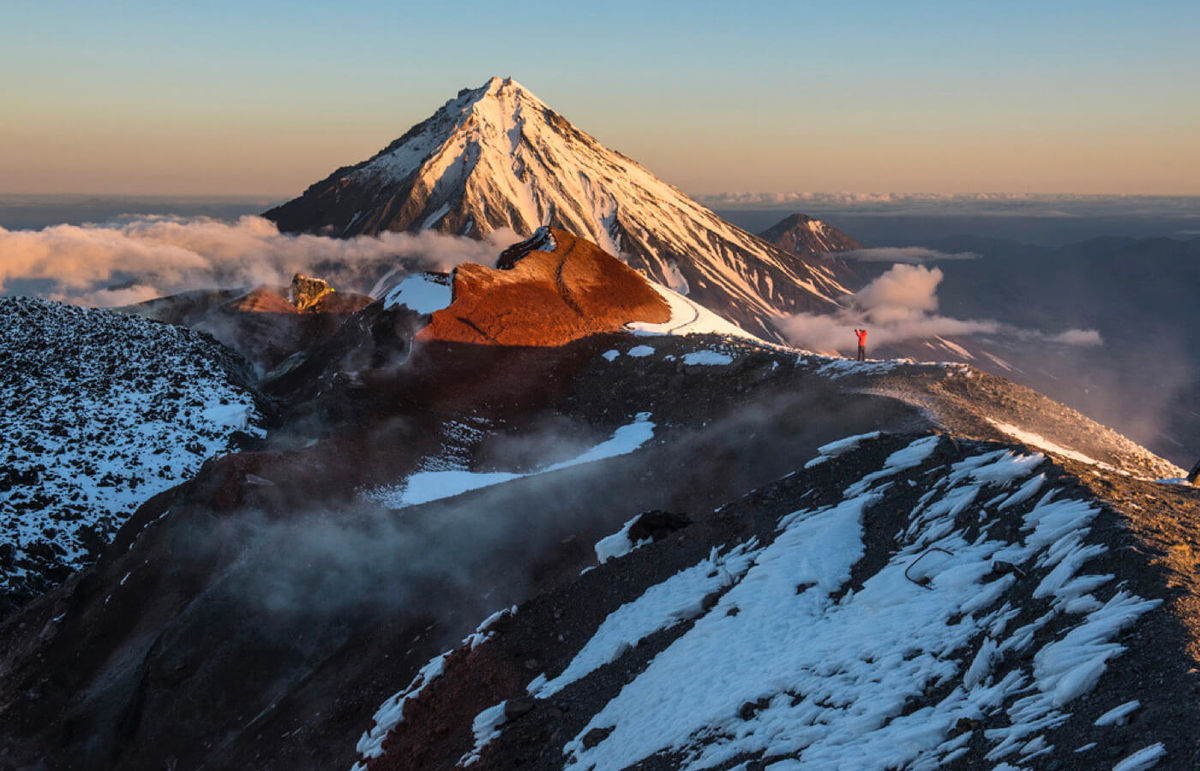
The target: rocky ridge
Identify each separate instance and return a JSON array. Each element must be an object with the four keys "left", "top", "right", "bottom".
[
  {"left": 0, "top": 232, "right": 1196, "bottom": 770},
  {"left": 0, "top": 296, "right": 266, "bottom": 616},
  {"left": 418, "top": 228, "right": 671, "bottom": 346},
  {"left": 125, "top": 274, "right": 373, "bottom": 373}
]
